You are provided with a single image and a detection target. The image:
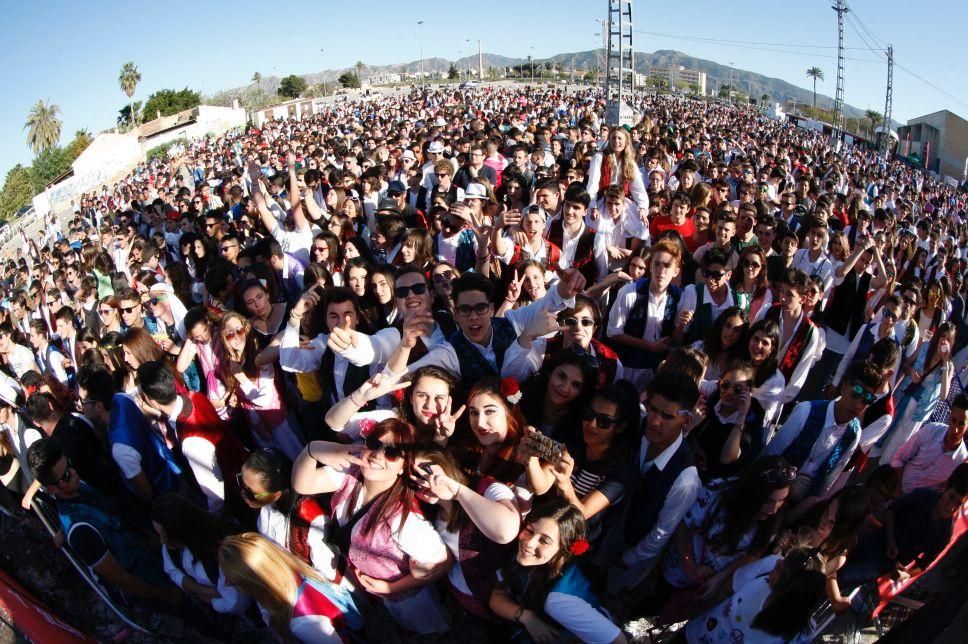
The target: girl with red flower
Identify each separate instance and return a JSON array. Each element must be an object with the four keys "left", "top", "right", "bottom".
[{"left": 490, "top": 499, "right": 626, "bottom": 644}]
